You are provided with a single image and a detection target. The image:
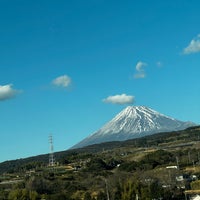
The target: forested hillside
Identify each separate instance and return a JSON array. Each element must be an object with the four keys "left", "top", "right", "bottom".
[{"left": 0, "top": 126, "right": 200, "bottom": 199}]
